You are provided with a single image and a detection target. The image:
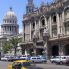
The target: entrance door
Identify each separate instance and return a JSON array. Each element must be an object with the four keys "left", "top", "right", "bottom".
[
  {"left": 36, "top": 49, "right": 43, "bottom": 55},
  {"left": 65, "top": 44, "right": 69, "bottom": 55},
  {"left": 52, "top": 45, "right": 59, "bottom": 56}
]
